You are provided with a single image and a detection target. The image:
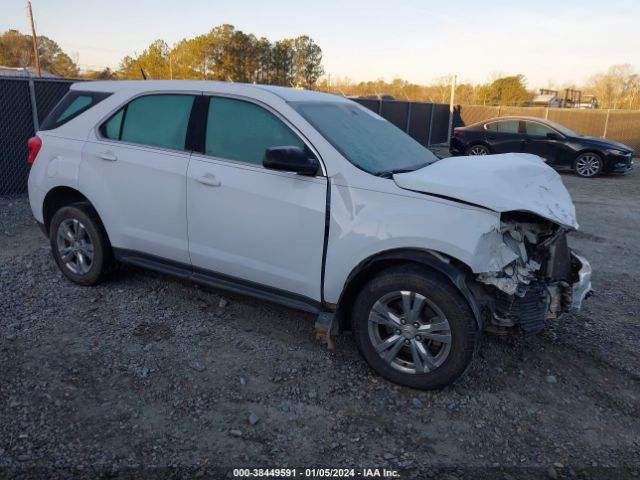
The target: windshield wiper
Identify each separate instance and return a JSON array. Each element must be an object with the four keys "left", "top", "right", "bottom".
[{"left": 374, "top": 166, "right": 427, "bottom": 178}]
